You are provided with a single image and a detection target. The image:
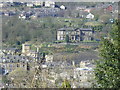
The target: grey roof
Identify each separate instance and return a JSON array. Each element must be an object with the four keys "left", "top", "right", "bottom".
[
  {"left": 4, "top": 48, "right": 18, "bottom": 51},
  {"left": 58, "top": 27, "right": 93, "bottom": 31},
  {"left": 58, "top": 27, "right": 79, "bottom": 31},
  {"left": 58, "top": 28, "right": 73, "bottom": 31},
  {"left": 80, "top": 28, "right": 92, "bottom": 31}
]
